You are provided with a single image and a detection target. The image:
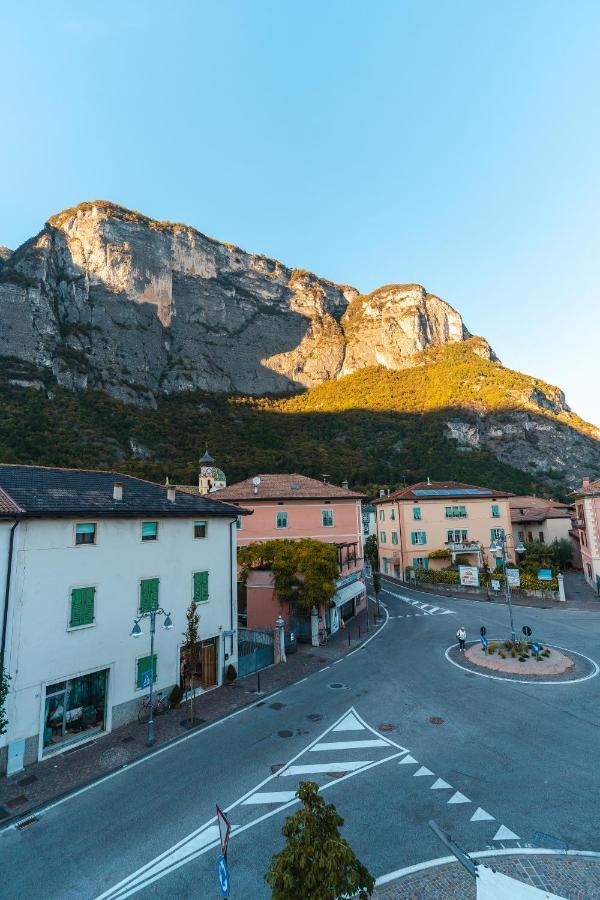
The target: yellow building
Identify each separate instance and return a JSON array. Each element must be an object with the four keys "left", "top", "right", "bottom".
[{"left": 373, "top": 481, "right": 513, "bottom": 579}]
